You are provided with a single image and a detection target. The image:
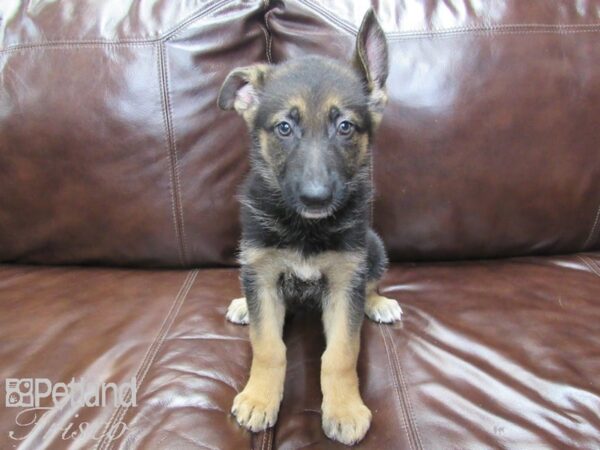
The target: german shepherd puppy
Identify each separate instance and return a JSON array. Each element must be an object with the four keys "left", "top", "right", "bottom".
[{"left": 217, "top": 10, "right": 402, "bottom": 445}]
